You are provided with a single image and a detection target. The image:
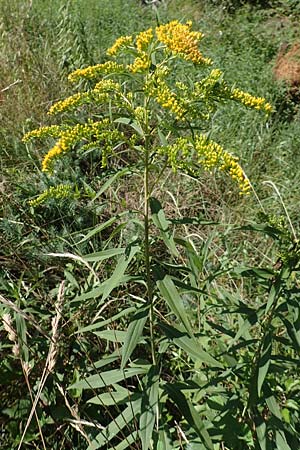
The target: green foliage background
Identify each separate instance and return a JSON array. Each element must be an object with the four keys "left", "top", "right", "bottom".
[{"left": 1, "top": 1, "right": 300, "bottom": 449}]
